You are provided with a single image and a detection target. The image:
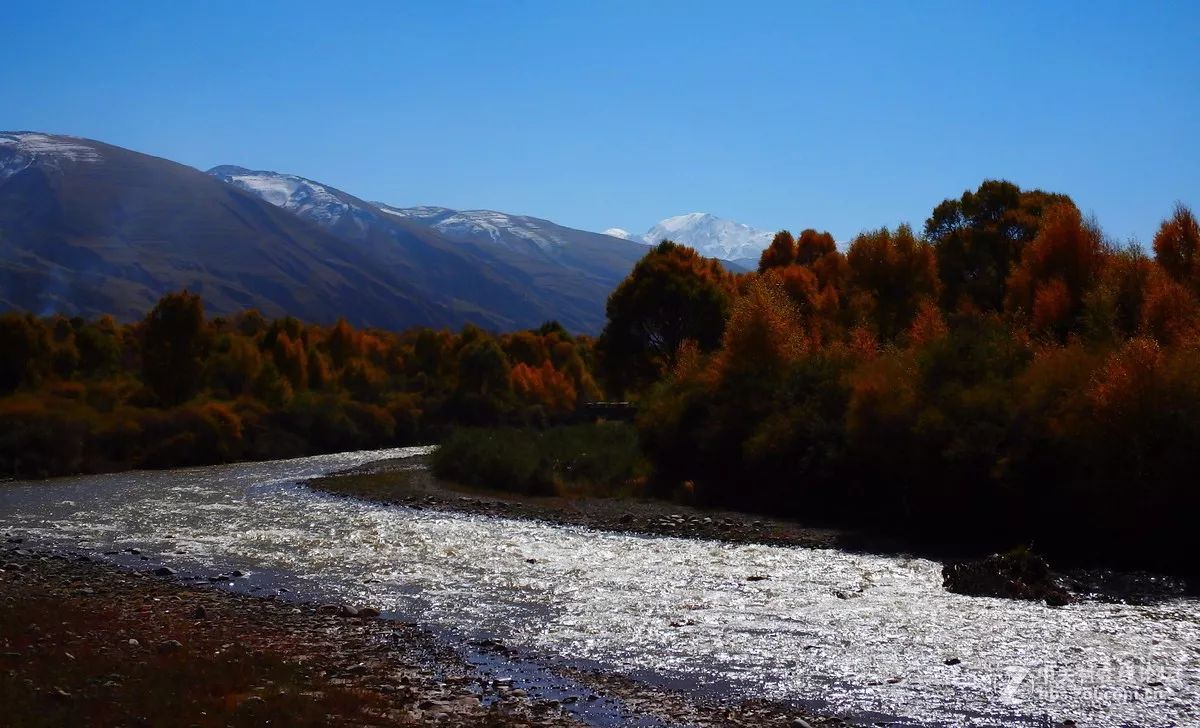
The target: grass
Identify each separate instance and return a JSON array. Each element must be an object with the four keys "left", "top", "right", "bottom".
[{"left": 431, "top": 423, "right": 647, "bottom": 497}]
